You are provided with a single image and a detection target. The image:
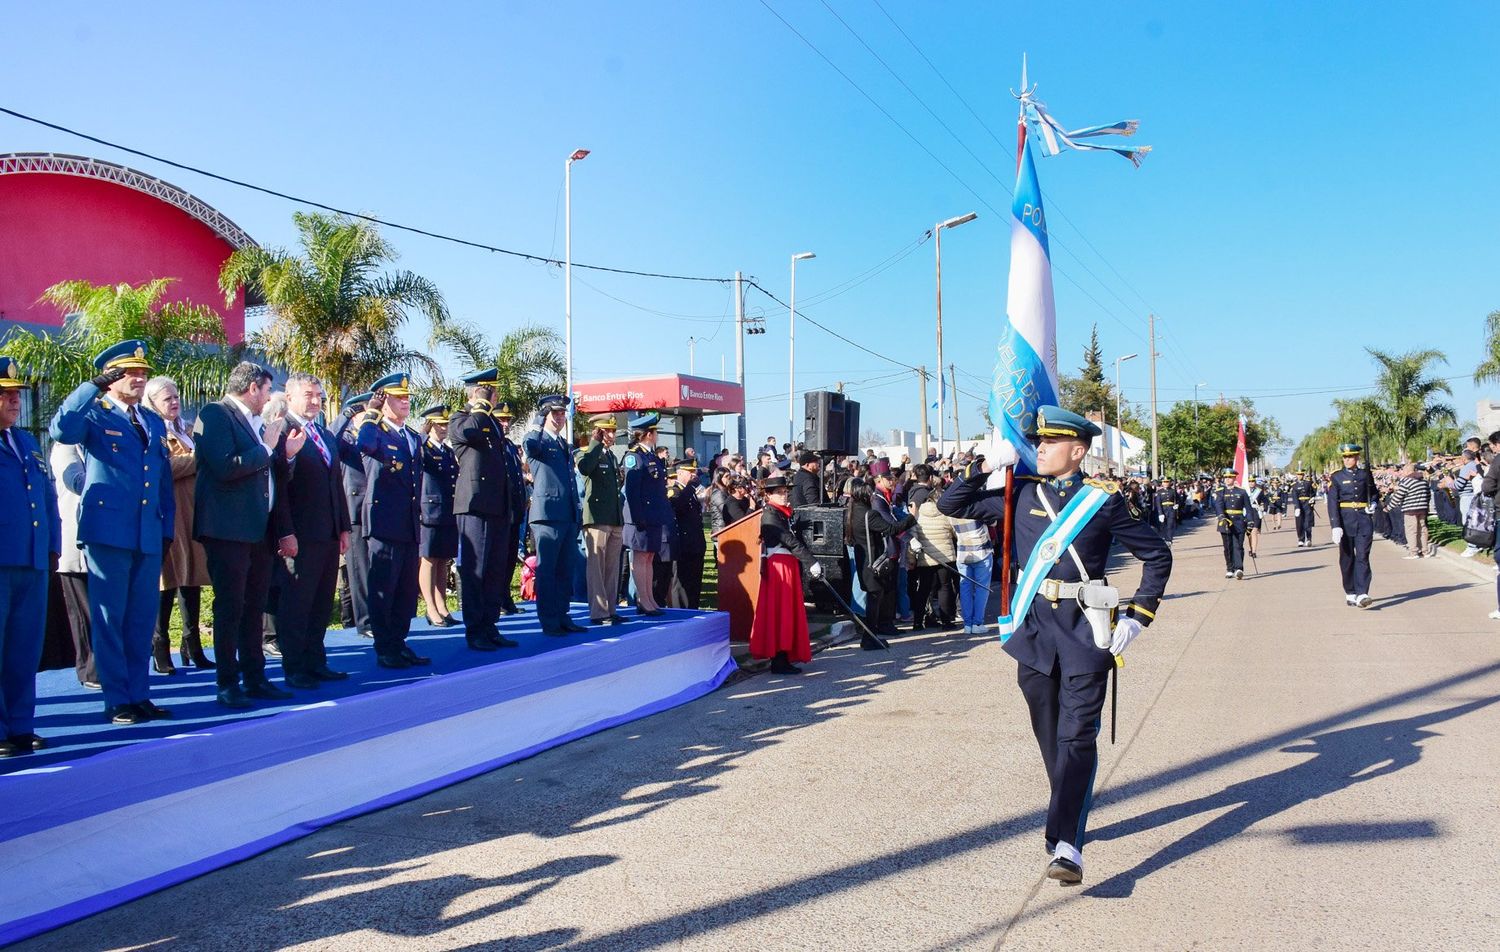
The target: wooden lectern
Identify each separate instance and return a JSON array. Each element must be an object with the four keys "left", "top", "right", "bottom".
[{"left": 713, "top": 510, "right": 762, "bottom": 642}]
